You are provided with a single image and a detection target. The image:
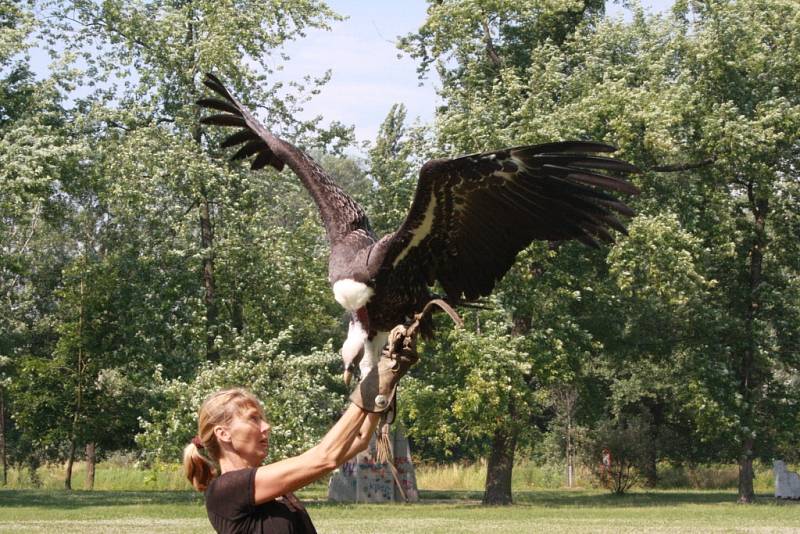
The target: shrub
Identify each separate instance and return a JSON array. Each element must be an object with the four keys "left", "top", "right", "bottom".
[
  {"left": 578, "top": 415, "right": 653, "bottom": 494},
  {"left": 136, "top": 329, "right": 346, "bottom": 464}
]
